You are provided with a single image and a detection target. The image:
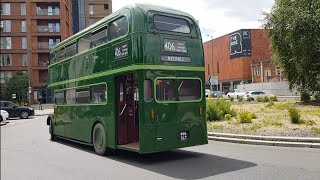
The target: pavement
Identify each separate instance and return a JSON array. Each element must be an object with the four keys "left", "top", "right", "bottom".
[
  {"left": 208, "top": 132, "right": 320, "bottom": 148},
  {"left": 2, "top": 115, "right": 320, "bottom": 180}
]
